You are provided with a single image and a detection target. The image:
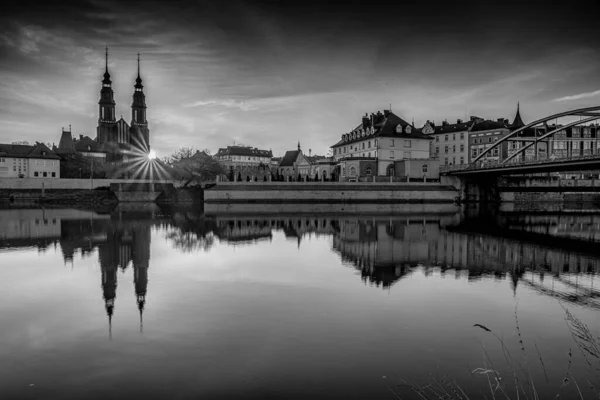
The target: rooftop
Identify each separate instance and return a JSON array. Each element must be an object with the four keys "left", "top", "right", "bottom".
[
  {"left": 0, "top": 143, "right": 61, "bottom": 160},
  {"left": 331, "top": 110, "right": 432, "bottom": 148}
]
